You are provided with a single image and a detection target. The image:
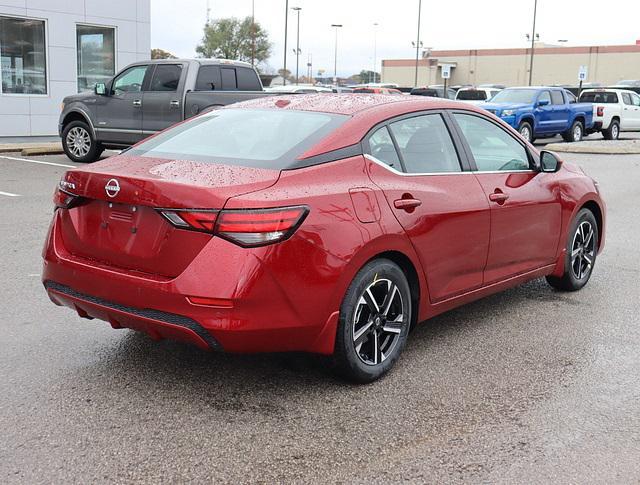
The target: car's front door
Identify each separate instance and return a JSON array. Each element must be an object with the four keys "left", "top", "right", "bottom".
[
  {"left": 142, "top": 63, "right": 186, "bottom": 136},
  {"left": 96, "top": 64, "right": 150, "bottom": 145},
  {"left": 365, "top": 112, "right": 491, "bottom": 302},
  {"left": 451, "top": 111, "right": 562, "bottom": 284},
  {"left": 534, "top": 90, "right": 555, "bottom": 135},
  {"left": 550, "top": 90, "right": 569, "bottom": 132},
  {"left": 624, "top": 92, "right": 640, "bottom": 129}
]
